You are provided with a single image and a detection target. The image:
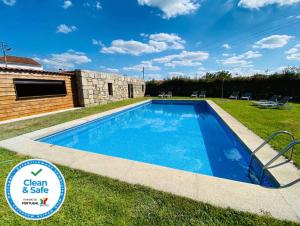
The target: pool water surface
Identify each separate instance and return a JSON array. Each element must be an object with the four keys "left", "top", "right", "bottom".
[{"left": 39, "top": 100, "right": 278, "bottom": 187}]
